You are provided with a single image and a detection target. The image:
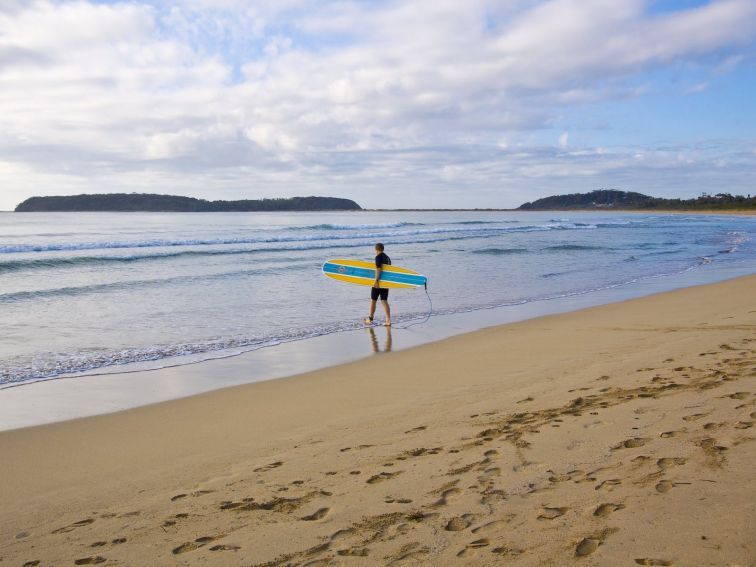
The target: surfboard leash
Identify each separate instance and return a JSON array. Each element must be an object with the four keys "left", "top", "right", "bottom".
[{"left": 394, "top": 282, "right": 433, "bottom": 329}]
